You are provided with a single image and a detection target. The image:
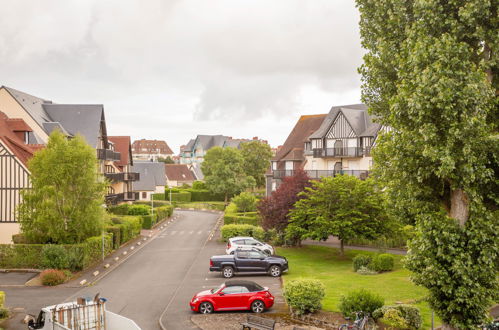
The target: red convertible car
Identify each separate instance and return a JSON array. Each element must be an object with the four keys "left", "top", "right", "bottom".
[{"left": 189, "top": 280, "right": 274, "bottom": 314}]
